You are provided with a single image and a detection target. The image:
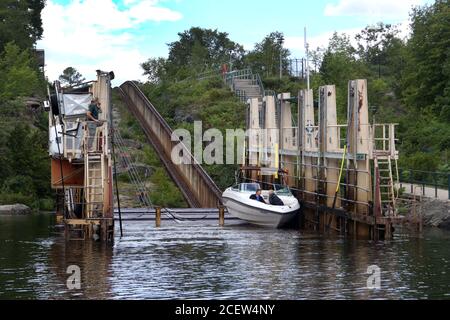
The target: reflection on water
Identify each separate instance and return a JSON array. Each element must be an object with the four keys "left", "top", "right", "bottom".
[{"left": 1, "top": 213, "right": 450, "bottom": 300}]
